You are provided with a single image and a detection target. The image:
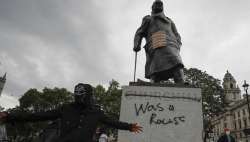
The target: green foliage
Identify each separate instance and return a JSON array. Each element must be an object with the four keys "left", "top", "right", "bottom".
[
  {"left": 184, "top": 68, "right": 227, "bottom": 139},
  {"left": 183, "top": 68, "right": 226, "bottom": 118},
  {"left": 93, "top": 79, "right": 122, "bottom": 139},
  {"left": 6, "top": 87, "right": 73, "bottom": 142},
  {"left": 94, "top": 80, "right": 122, "bottom": 119},
  {"left": 19, "top": 88, "right": 73, "bottom": 112}
]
